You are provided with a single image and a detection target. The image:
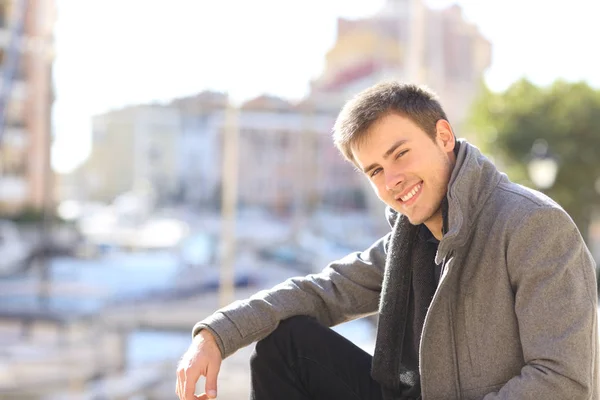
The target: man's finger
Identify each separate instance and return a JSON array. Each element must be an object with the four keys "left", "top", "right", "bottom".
[
  {"left": 184, "top": 375, "right": 197, "bottom": 400},
  {"left": 177, "top": 369, "right": 185, "bottom": 400},
  {"left": 205, "top": 363, "right": 220, "bottom": 399}
]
